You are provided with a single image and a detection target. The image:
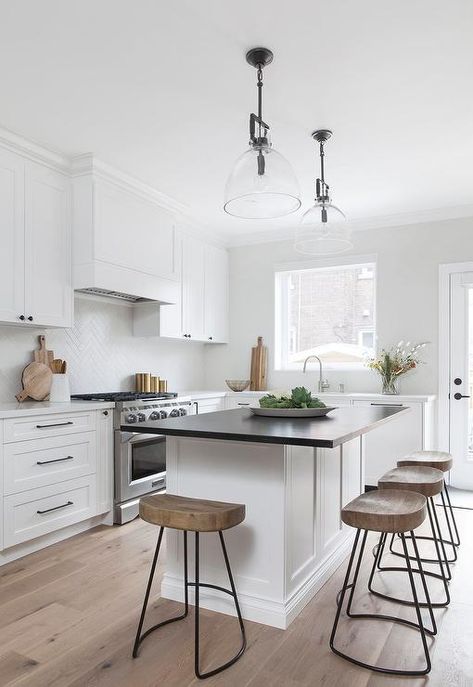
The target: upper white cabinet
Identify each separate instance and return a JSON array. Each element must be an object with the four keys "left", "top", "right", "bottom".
[
  {"left": 182, "top": 235, "right": 205, "bottom": 340},
  {"left": 25, "top": 162, "right": 72, "bottom": 327},
  {"left": 204, "top": 244, "right": 229, "bottom": 343},
  {"left": 0, "top": 147, "right": 72, "bottom": 328},
  {"left": 133, "top": 233, "right": 229, "bottom": 343}
]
